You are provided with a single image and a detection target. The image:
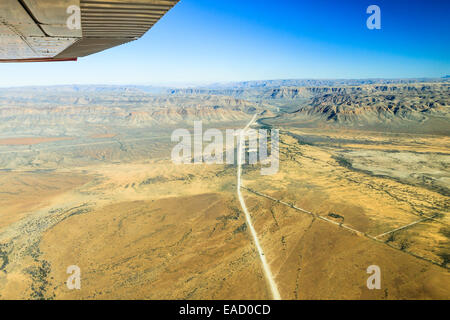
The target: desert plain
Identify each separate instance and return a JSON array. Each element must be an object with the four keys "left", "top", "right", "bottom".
[{"left": 0, "top": 80, "right": 448, "bottom": 299}]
